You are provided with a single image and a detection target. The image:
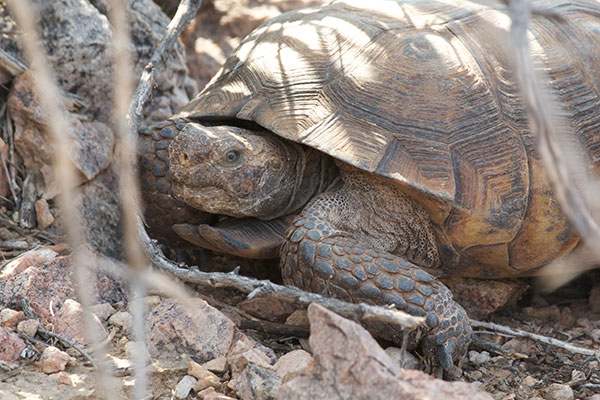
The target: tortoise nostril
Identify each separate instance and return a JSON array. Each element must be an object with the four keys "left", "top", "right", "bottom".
[{"left": 182, "top": 153, "right": 189, "bottom": 163}]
